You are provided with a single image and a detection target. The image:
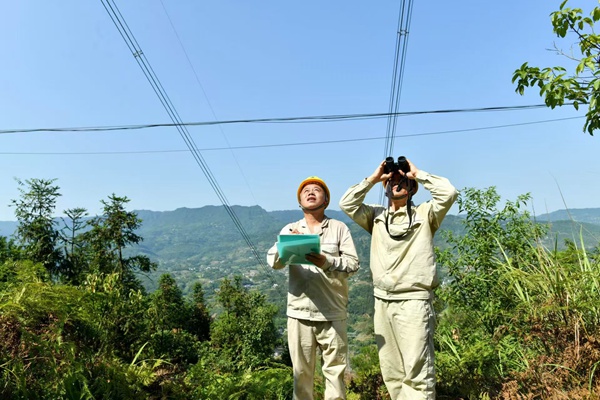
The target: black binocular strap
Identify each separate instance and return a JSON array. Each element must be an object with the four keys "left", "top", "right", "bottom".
[{"left": 384, "top": 200, "right": 413, "bottom": 240}]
